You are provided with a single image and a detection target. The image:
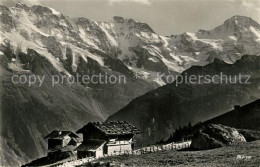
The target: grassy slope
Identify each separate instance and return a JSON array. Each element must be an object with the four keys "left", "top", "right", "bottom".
[
  {"left": 82, "top": 140, "right": 260, "bottom": 167},
  {"left": 205, "top": 99, "right": 260, "bottom": 131}
]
